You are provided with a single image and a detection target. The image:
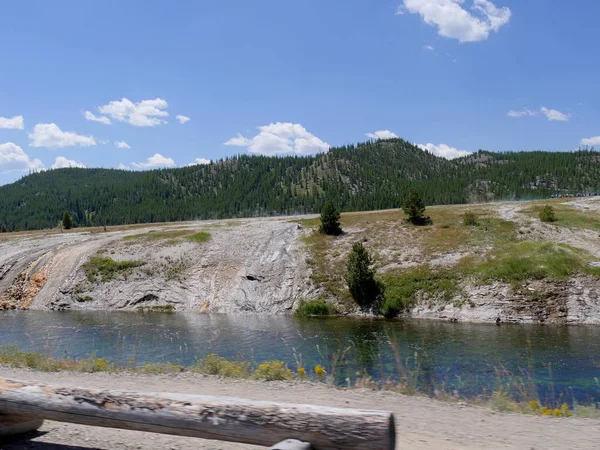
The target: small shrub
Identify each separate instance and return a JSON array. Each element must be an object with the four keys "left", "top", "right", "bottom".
[
  {"left": 345, "top": 242, "right": 383, "bottom": 310},
  {"left": 83, "top": 255, "right": 145, "bottom": 283},
  {"left": 463, "top": 211, "right": 479, "bottom": 226},
  {"left": 253, "top": 361, "right": 293, "bottom": 381},
  {"left": 539, "top": 205, "right": 557, "bottom": 223},
  {"left": 193, "top": 354, "right": 251, "bottom": 379},
  {"left": 81, "top": 356, "right": 111, "bottom": 373},
  {"left": 319, "top": 201, "right": 342, "bottom": 236},
  {"left": 379, "top": 266, "right": 459, "bottom": 318},
  {"left": 402, "top": 190, "right": 432, "bottom": 226},
  {"left": 137, "top": 305, "right": 175, "bottom": 313},
  {"left": 295, "top": 299, "right": 336, "bottom": 316}
]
